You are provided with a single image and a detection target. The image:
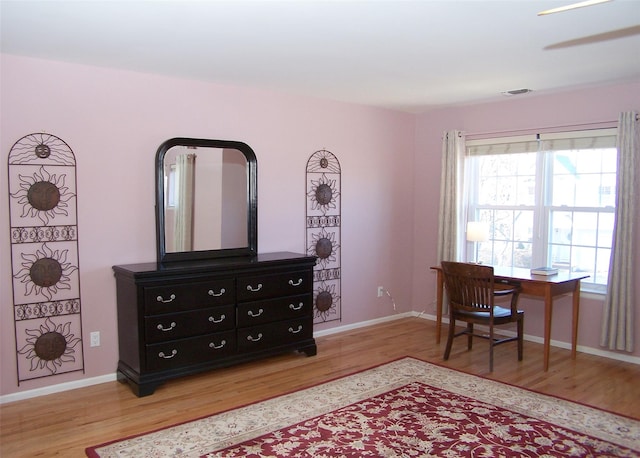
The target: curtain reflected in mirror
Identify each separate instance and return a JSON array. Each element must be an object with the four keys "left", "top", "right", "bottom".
[{"left": 173, "top": 153, "right": 196, "bottom": 251}]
